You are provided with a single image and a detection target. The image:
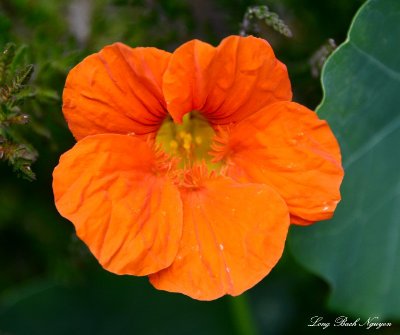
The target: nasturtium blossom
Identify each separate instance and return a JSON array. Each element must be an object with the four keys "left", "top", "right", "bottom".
[{"left": 53, "top": 35, "right": 344, "bottom": 300}]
